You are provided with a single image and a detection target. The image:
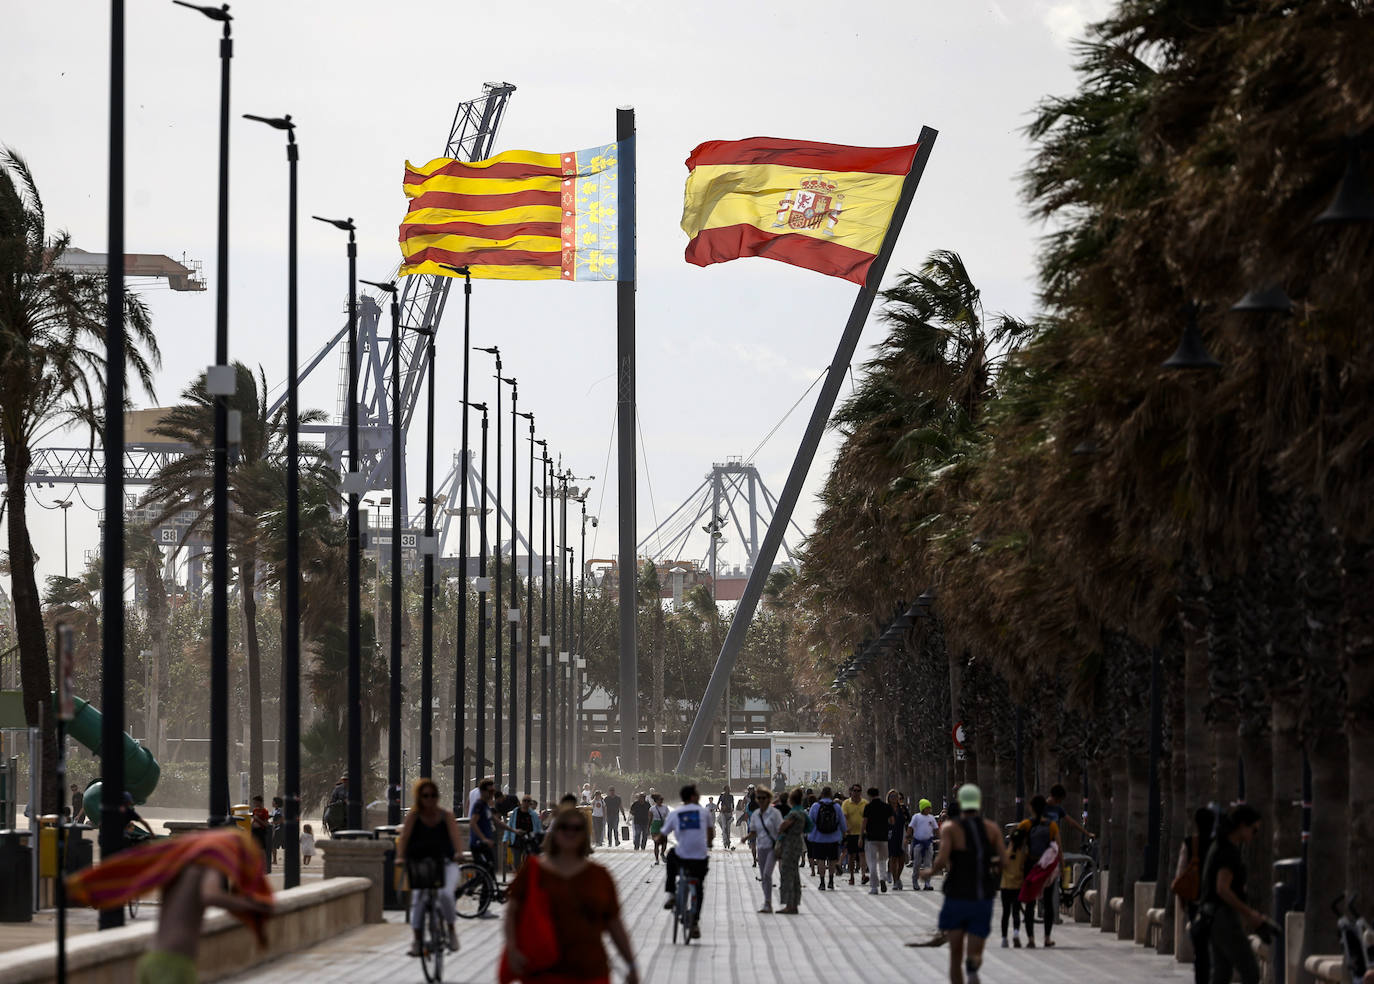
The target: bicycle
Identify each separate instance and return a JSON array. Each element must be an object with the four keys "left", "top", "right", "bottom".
[
  {"left": 1059, "top": 836, "right": 1099, "bottom": 919},
  {"left": 454, "top": 833, "right": 536, "bottom": 919},
  {"left": 672, "top": 873, "right": 703, "bottom": 945},
  {"left": 408, "top": 859, "right": 450, "bottom": 982}
]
